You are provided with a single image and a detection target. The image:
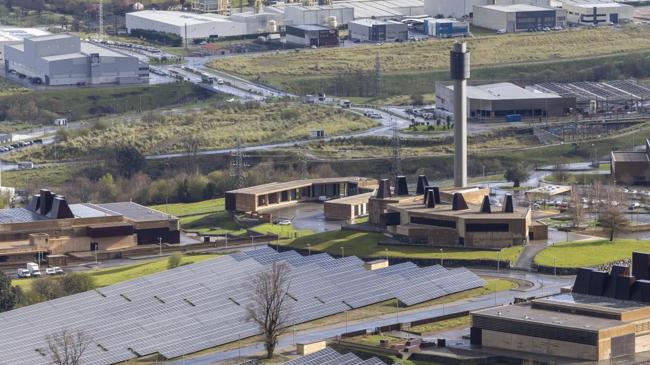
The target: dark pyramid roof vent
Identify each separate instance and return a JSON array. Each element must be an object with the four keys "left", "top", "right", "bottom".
[
  {"left": 503, "top": 194, "right": 514, "bottom": 213},
  {"left": 39, "top": 189, "right": 54, "bottom": 216},
  {"left": 377, "top": 179, "right": 391, "bottom": 199},
  {"left": 432, "top": 186, "right": 441, "bottom": 204},
  {"left": 46, "top": 196, "right": 75, "bottom": 219},
  {"left": 480, "top": 195, "right": 491, "bottom": 213},
  {"left": 423, "top": 186, "right": 433, "bottom": 205},
  {"left": 452, "top": 193, "right": 468, "bottom": 211},
  {"left": 395, "top": 176, "right": 408, "bottom": 196},
  {"left": 426, "top": 188, "right": 436, "bottom": 208},
  {"left": 27, "top": 195, "right": 40, "bottom": 212},
  {"left": 633, "top": 252, "right": 650, "bottom": 281},
  {"left": 416, "top": 175, "right": 429, "bottom": 195}
]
